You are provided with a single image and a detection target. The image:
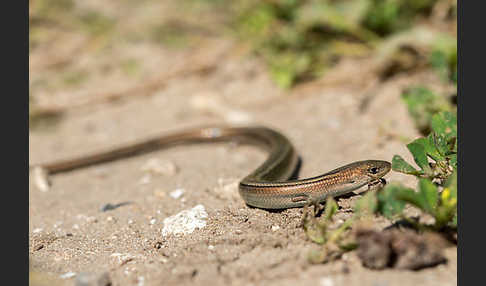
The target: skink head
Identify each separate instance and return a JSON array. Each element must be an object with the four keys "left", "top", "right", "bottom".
[
  {"left": 361, "top": 160, "right": 391, "bottom": 179},
  {"left": 342, "top": 160, "right": 391, "bottom": 188}
]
